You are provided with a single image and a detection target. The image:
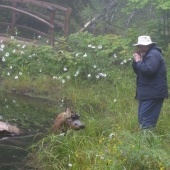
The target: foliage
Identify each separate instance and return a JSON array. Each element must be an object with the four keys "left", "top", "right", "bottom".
[{"left": 0, "top": 34, "right": 170, "bottom": 170}]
